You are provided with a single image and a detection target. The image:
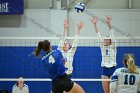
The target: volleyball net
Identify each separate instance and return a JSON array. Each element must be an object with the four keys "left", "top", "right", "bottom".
[{"left": 0, "top": 37, "right": 140, "bottom": 93}]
